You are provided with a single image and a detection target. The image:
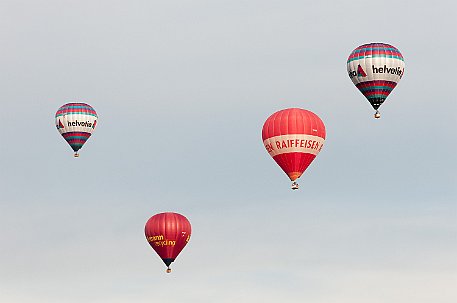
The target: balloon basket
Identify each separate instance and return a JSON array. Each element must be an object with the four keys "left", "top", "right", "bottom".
[
  {"left": 166, "top": 268, "right": 172, "bottom": 273},
  {"left": 74, "top": 153, "right": 80, "bottom": 158},
  {"left": 291, "top": 182, "right": 299, "bottom": 190},
  {"left": 374, "top": 111, "right": 381, "bottom": 119}
]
